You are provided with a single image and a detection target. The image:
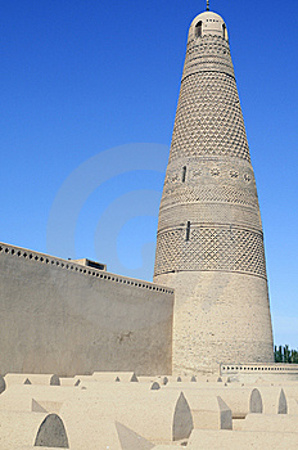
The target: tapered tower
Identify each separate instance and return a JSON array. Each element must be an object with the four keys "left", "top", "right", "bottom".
[{"left": 154, "top": 9, "right": 274, "bottom": 374}]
